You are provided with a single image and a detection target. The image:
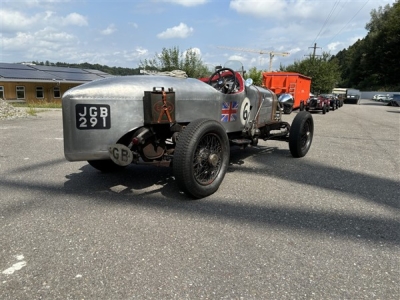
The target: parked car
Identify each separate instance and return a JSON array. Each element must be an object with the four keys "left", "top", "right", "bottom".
[
  {"left": 373, "top": 94, "right": 391, "bottom": 102},
  {"left": 320, "top": 94, "right": 339, "bottom": 111},
  {"left": 373, "top": 94, "right": 384, "bottom": 100},
  {"left": 62, "top": 60, "right": 314, "bottom": 199},
  {"left": 333, "top": 94, "right": 344, "bottom": 107},
  {"left": 387, "top": 94, "right": 400, "bottom": 107},
  {"left": 305, "top": 95, "right": 330, "bottom": 114},
  {"left": 344, "top": 89, "right": 361, "bottom": 104}
]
